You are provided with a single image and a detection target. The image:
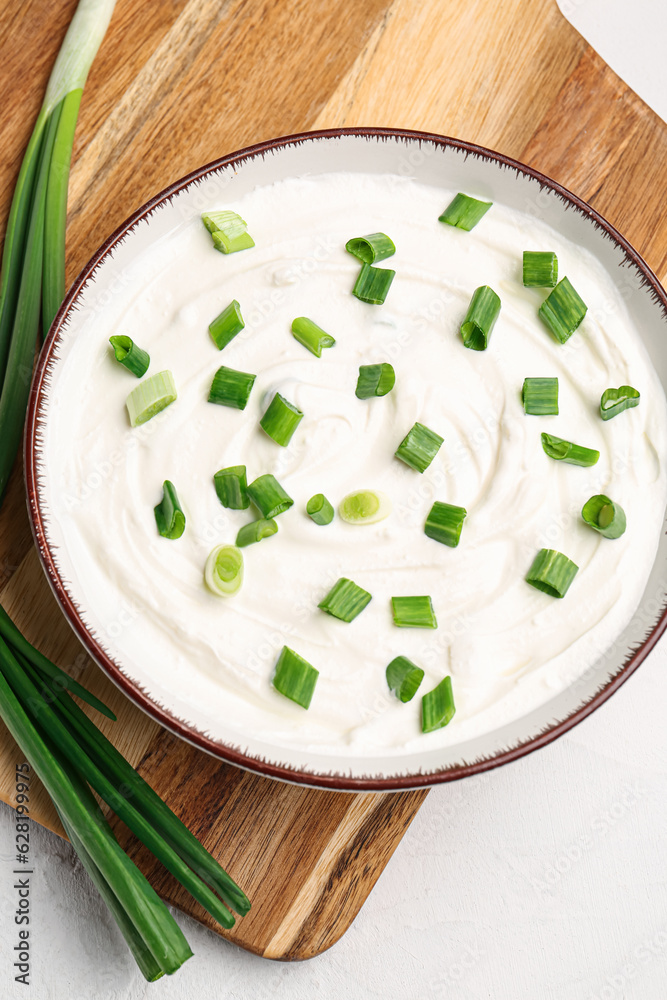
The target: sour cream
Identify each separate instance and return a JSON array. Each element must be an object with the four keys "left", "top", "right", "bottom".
[{"left": 46, "top": 173, "right": 667, "bottom": 756}]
